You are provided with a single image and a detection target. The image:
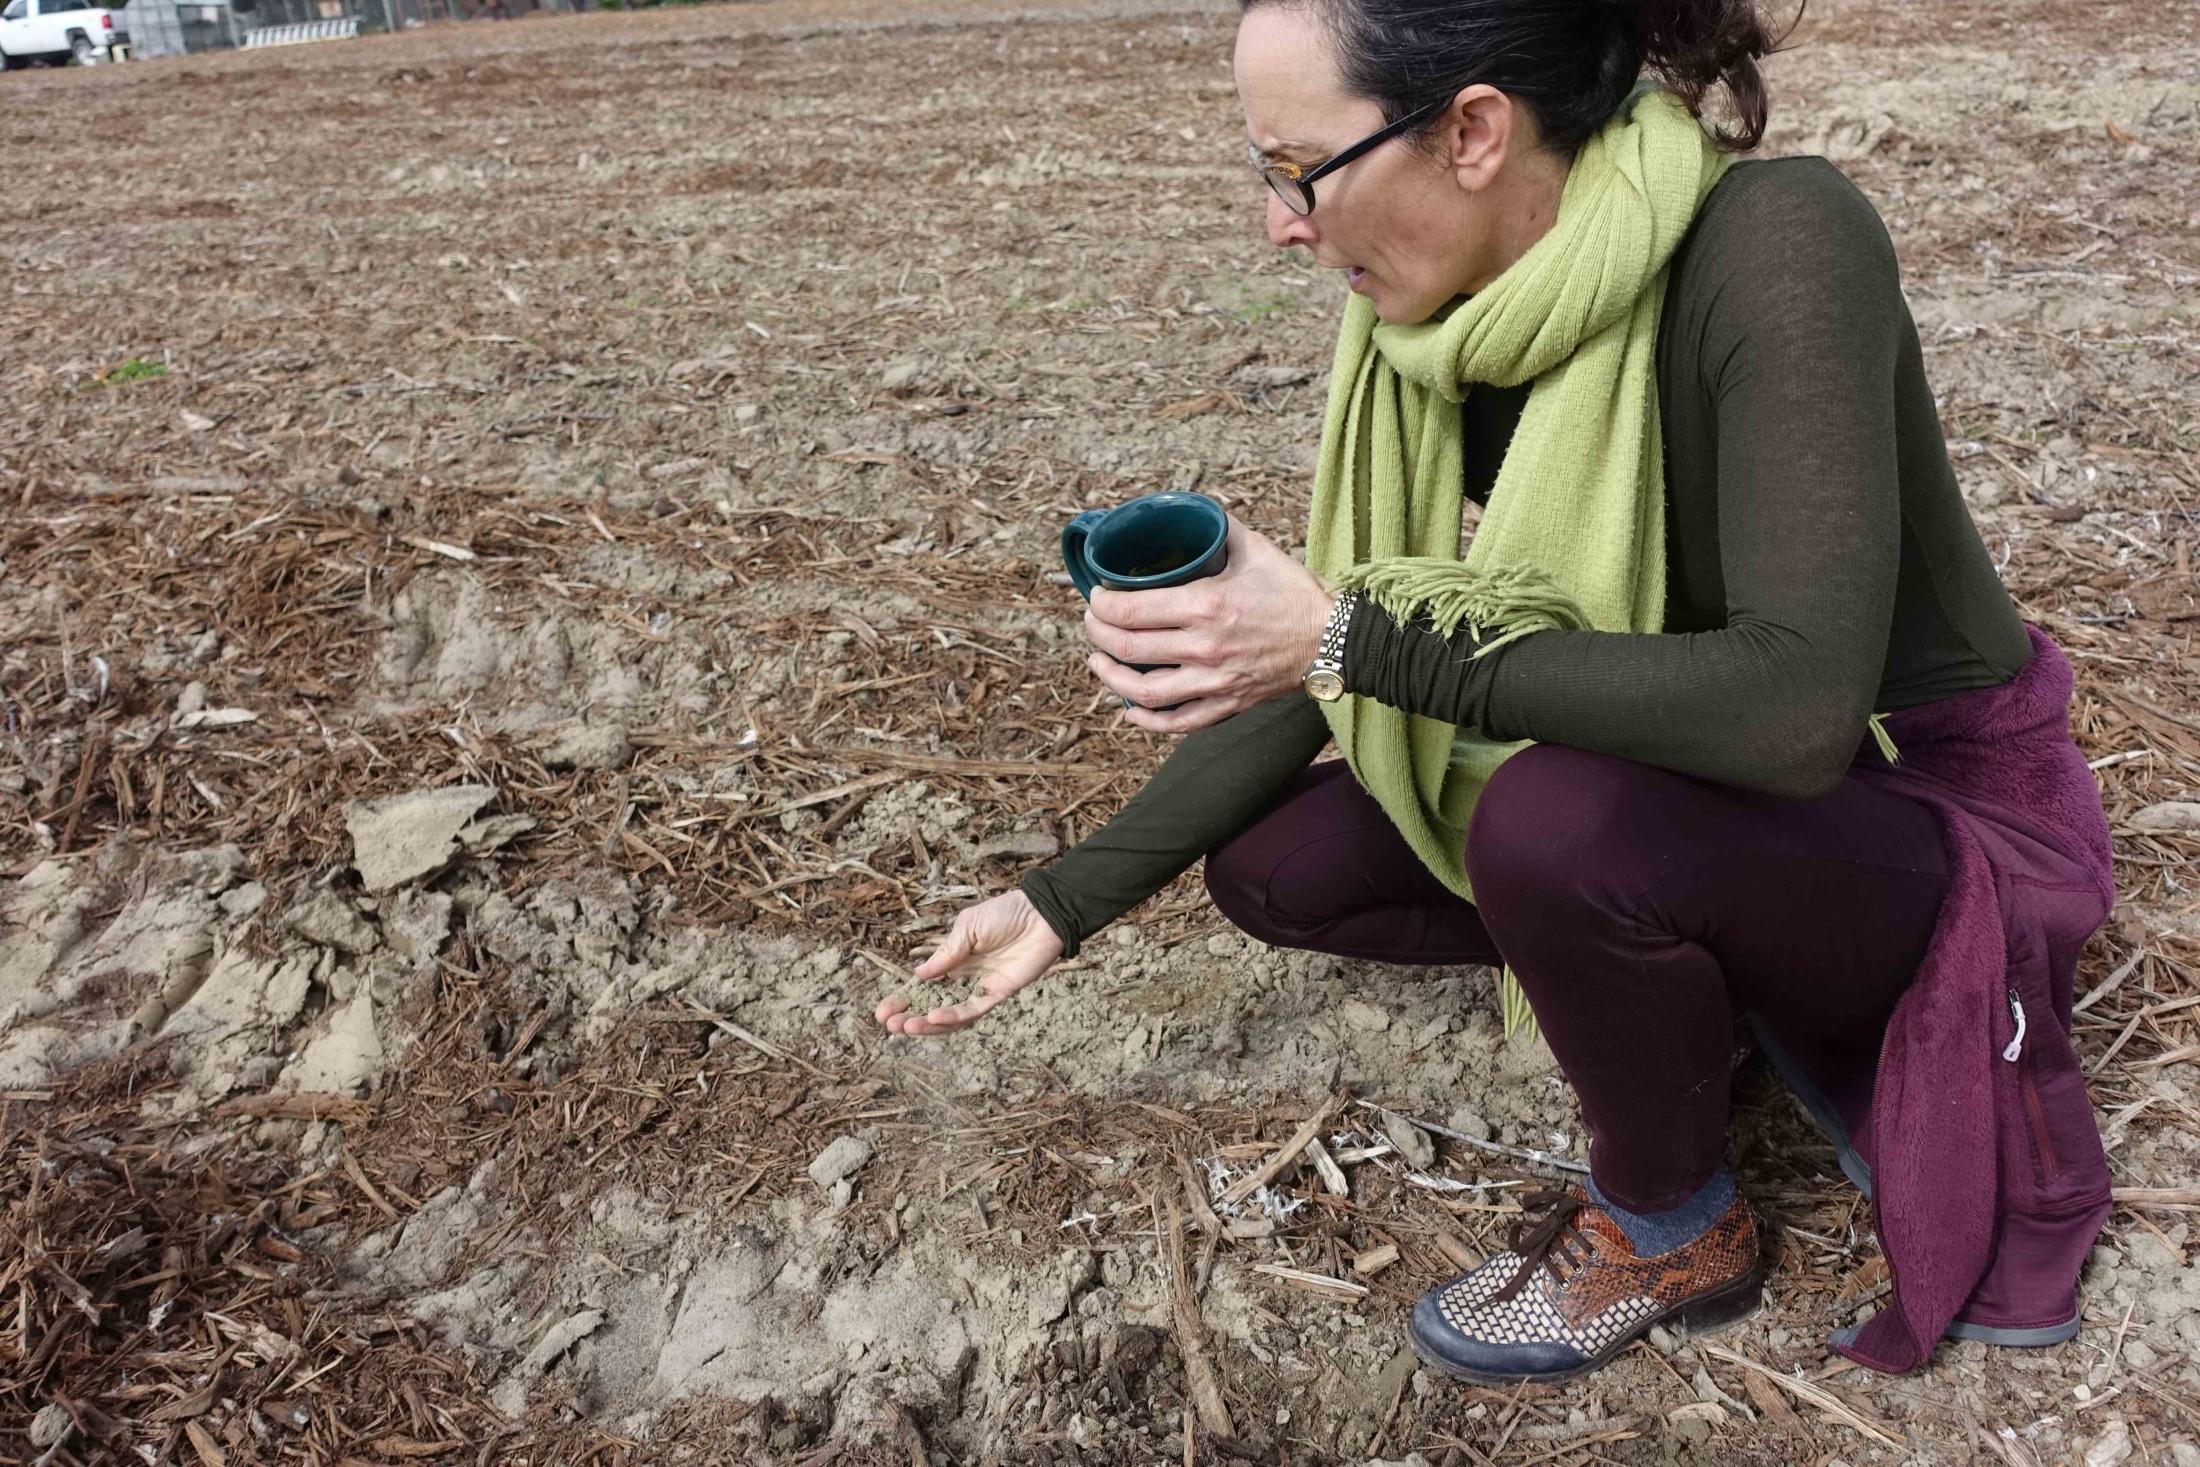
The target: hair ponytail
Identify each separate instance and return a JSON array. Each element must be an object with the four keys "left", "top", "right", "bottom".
[{"left": 1627, "top": 0, "right": 1788, "bottom": 150}]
